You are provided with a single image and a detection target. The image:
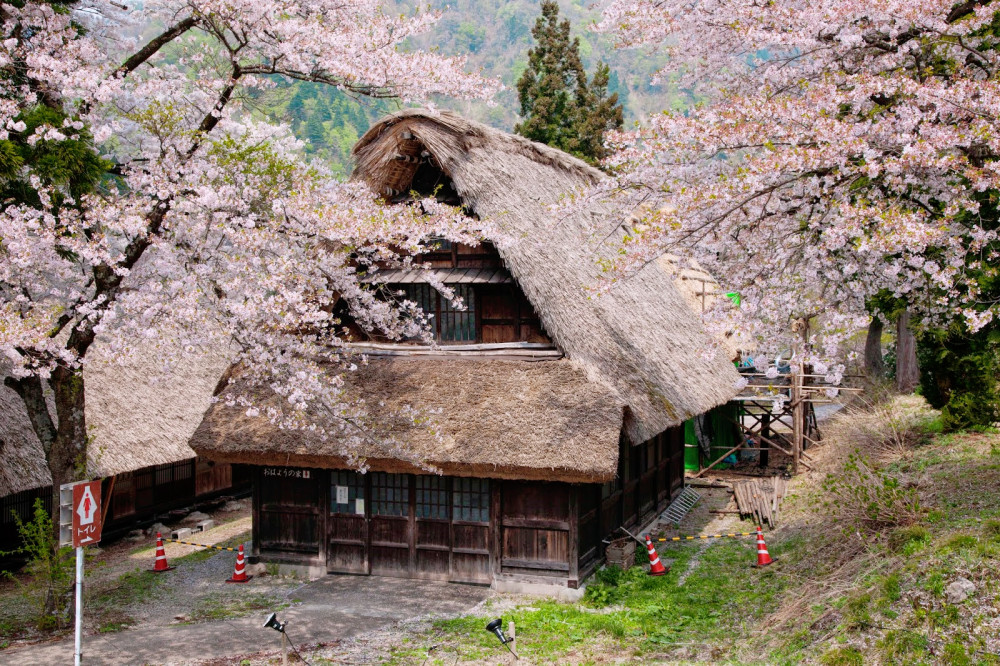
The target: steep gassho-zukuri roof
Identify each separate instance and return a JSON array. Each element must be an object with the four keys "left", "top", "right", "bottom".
[
  {"left": 351, "top": 108, "right": 740, "bottom": 444},
  {"left": 190, "top": 356, "right": 623, "bottom": 483},
  {"left": 0, "top": 343, "right": 230, "bottom": 496}
]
